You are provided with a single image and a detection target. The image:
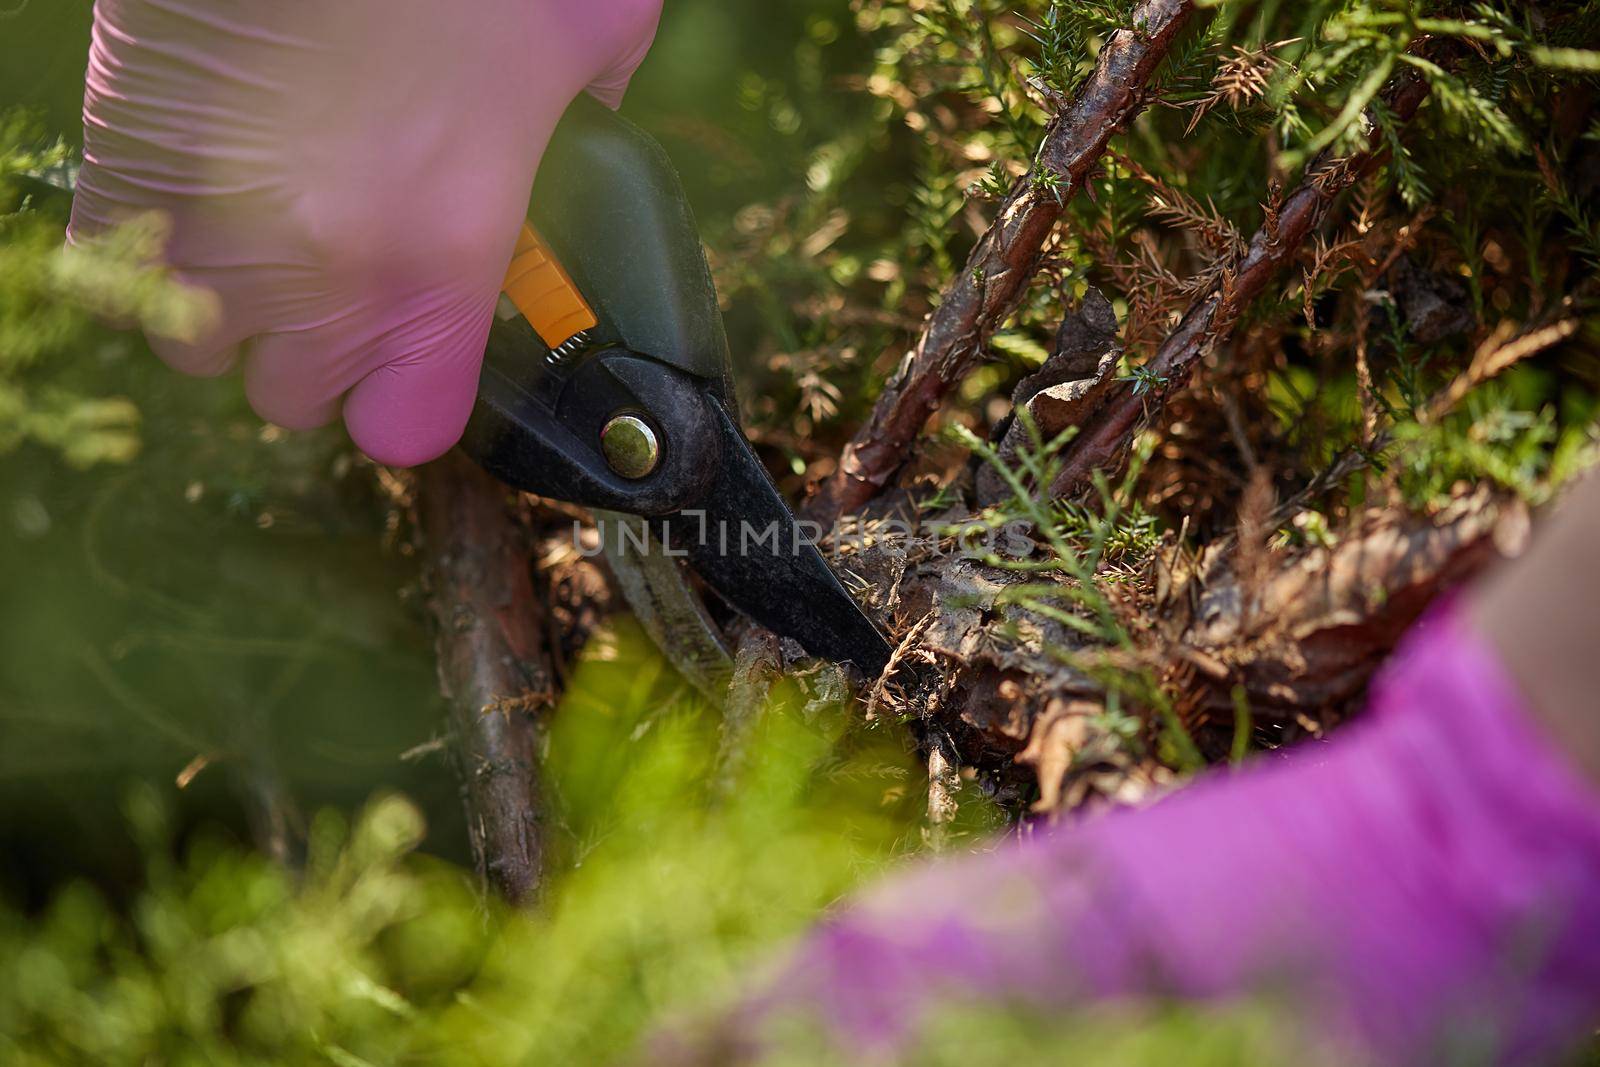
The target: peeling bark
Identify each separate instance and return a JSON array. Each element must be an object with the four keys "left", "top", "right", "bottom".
[
  {"left": 415, "top": 451, "right": 555, "bottom": 903},
  {"left": 714, "top": 629, "right": 782, "bottom": 799},
  {"left": 1172, "top": 491, "right": 1531, "bottom": 719}
]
